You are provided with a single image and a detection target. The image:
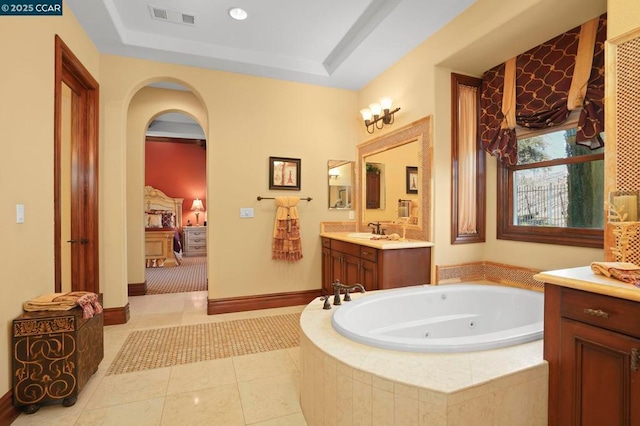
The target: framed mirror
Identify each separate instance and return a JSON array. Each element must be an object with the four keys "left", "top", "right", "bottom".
[
  {"left": 356, "top": 117, "right": 432, "bottom": 241},
  {"left": 328, "top": 160, "right": 354, "bottom": 210}
]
